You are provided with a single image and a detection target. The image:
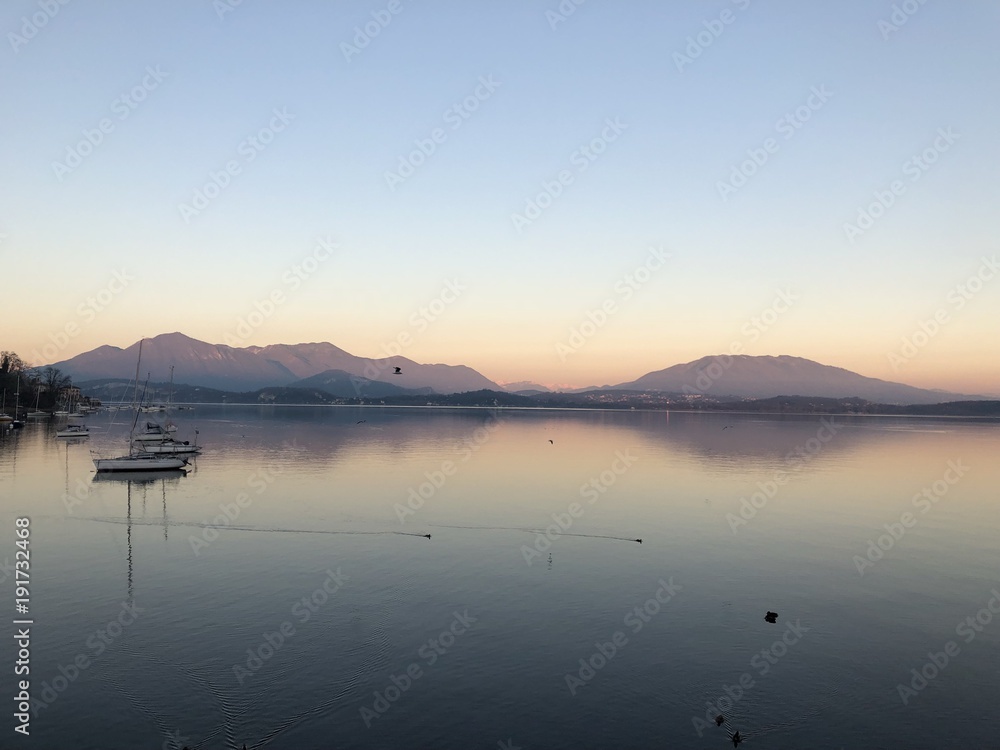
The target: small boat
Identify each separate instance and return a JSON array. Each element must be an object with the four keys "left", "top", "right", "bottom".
[
  {"left": 26, "top": 386, "right": 47, "bottom": 418},
  {"left": 56, "top": 423, "right": 90, "bottom": 438},
  {"left": 132, "top": 420, "right": 178, "bottom": 442},
  {"left": 10, "top": 382, "right": 23, "bottom": 428},
  {"left": 94, "top": 452, "right": 188, "bottom": 472},
  {"left": 1, "top": 389, "right": 12, "bottom": 423},
  {"left": 92, "top": 340, "right": 191, "bottom": 473},
  {"left": 140, "top": 441, "right": 201, "bottom": 455}
]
